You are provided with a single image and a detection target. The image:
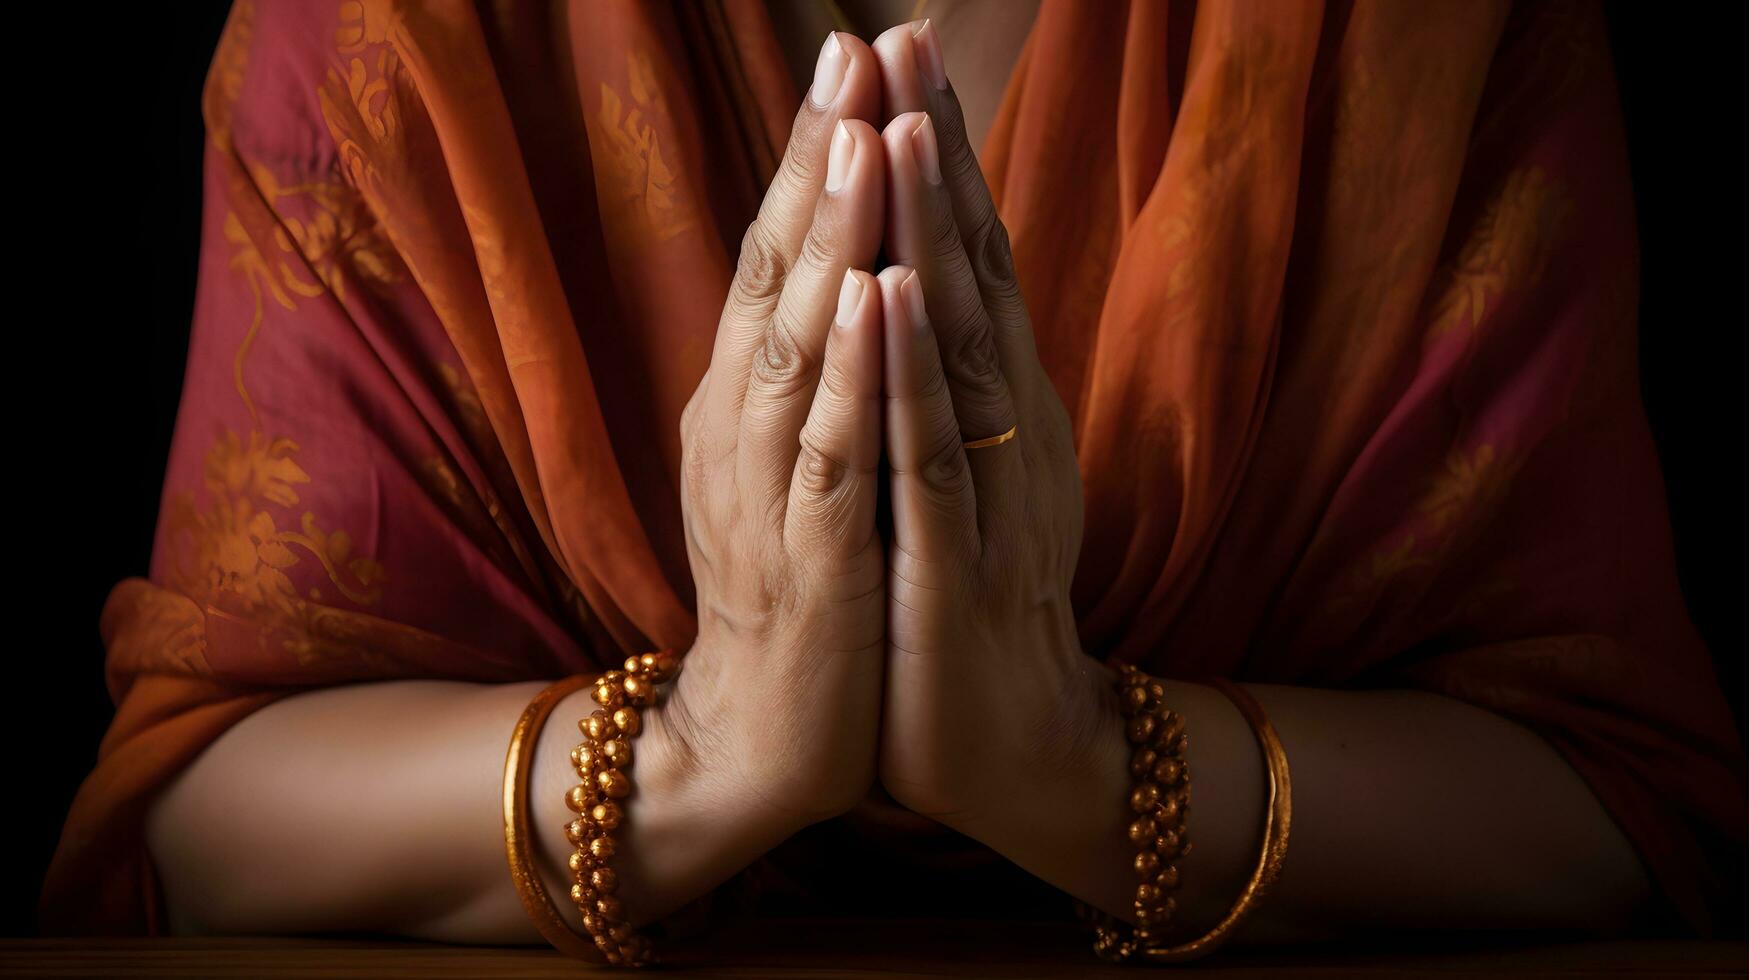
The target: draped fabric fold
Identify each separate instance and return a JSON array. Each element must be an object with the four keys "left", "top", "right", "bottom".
[{"left": 45, "top": 0, "right": 1743, "bottom": 935}]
